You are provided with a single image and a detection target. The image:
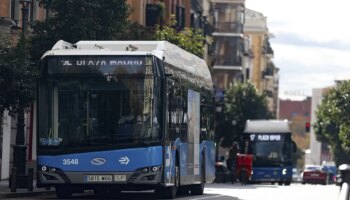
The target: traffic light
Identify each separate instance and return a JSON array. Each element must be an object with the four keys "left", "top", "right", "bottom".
[{"left": 305, "top": 122, "right": 310, "bottom": 132}]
